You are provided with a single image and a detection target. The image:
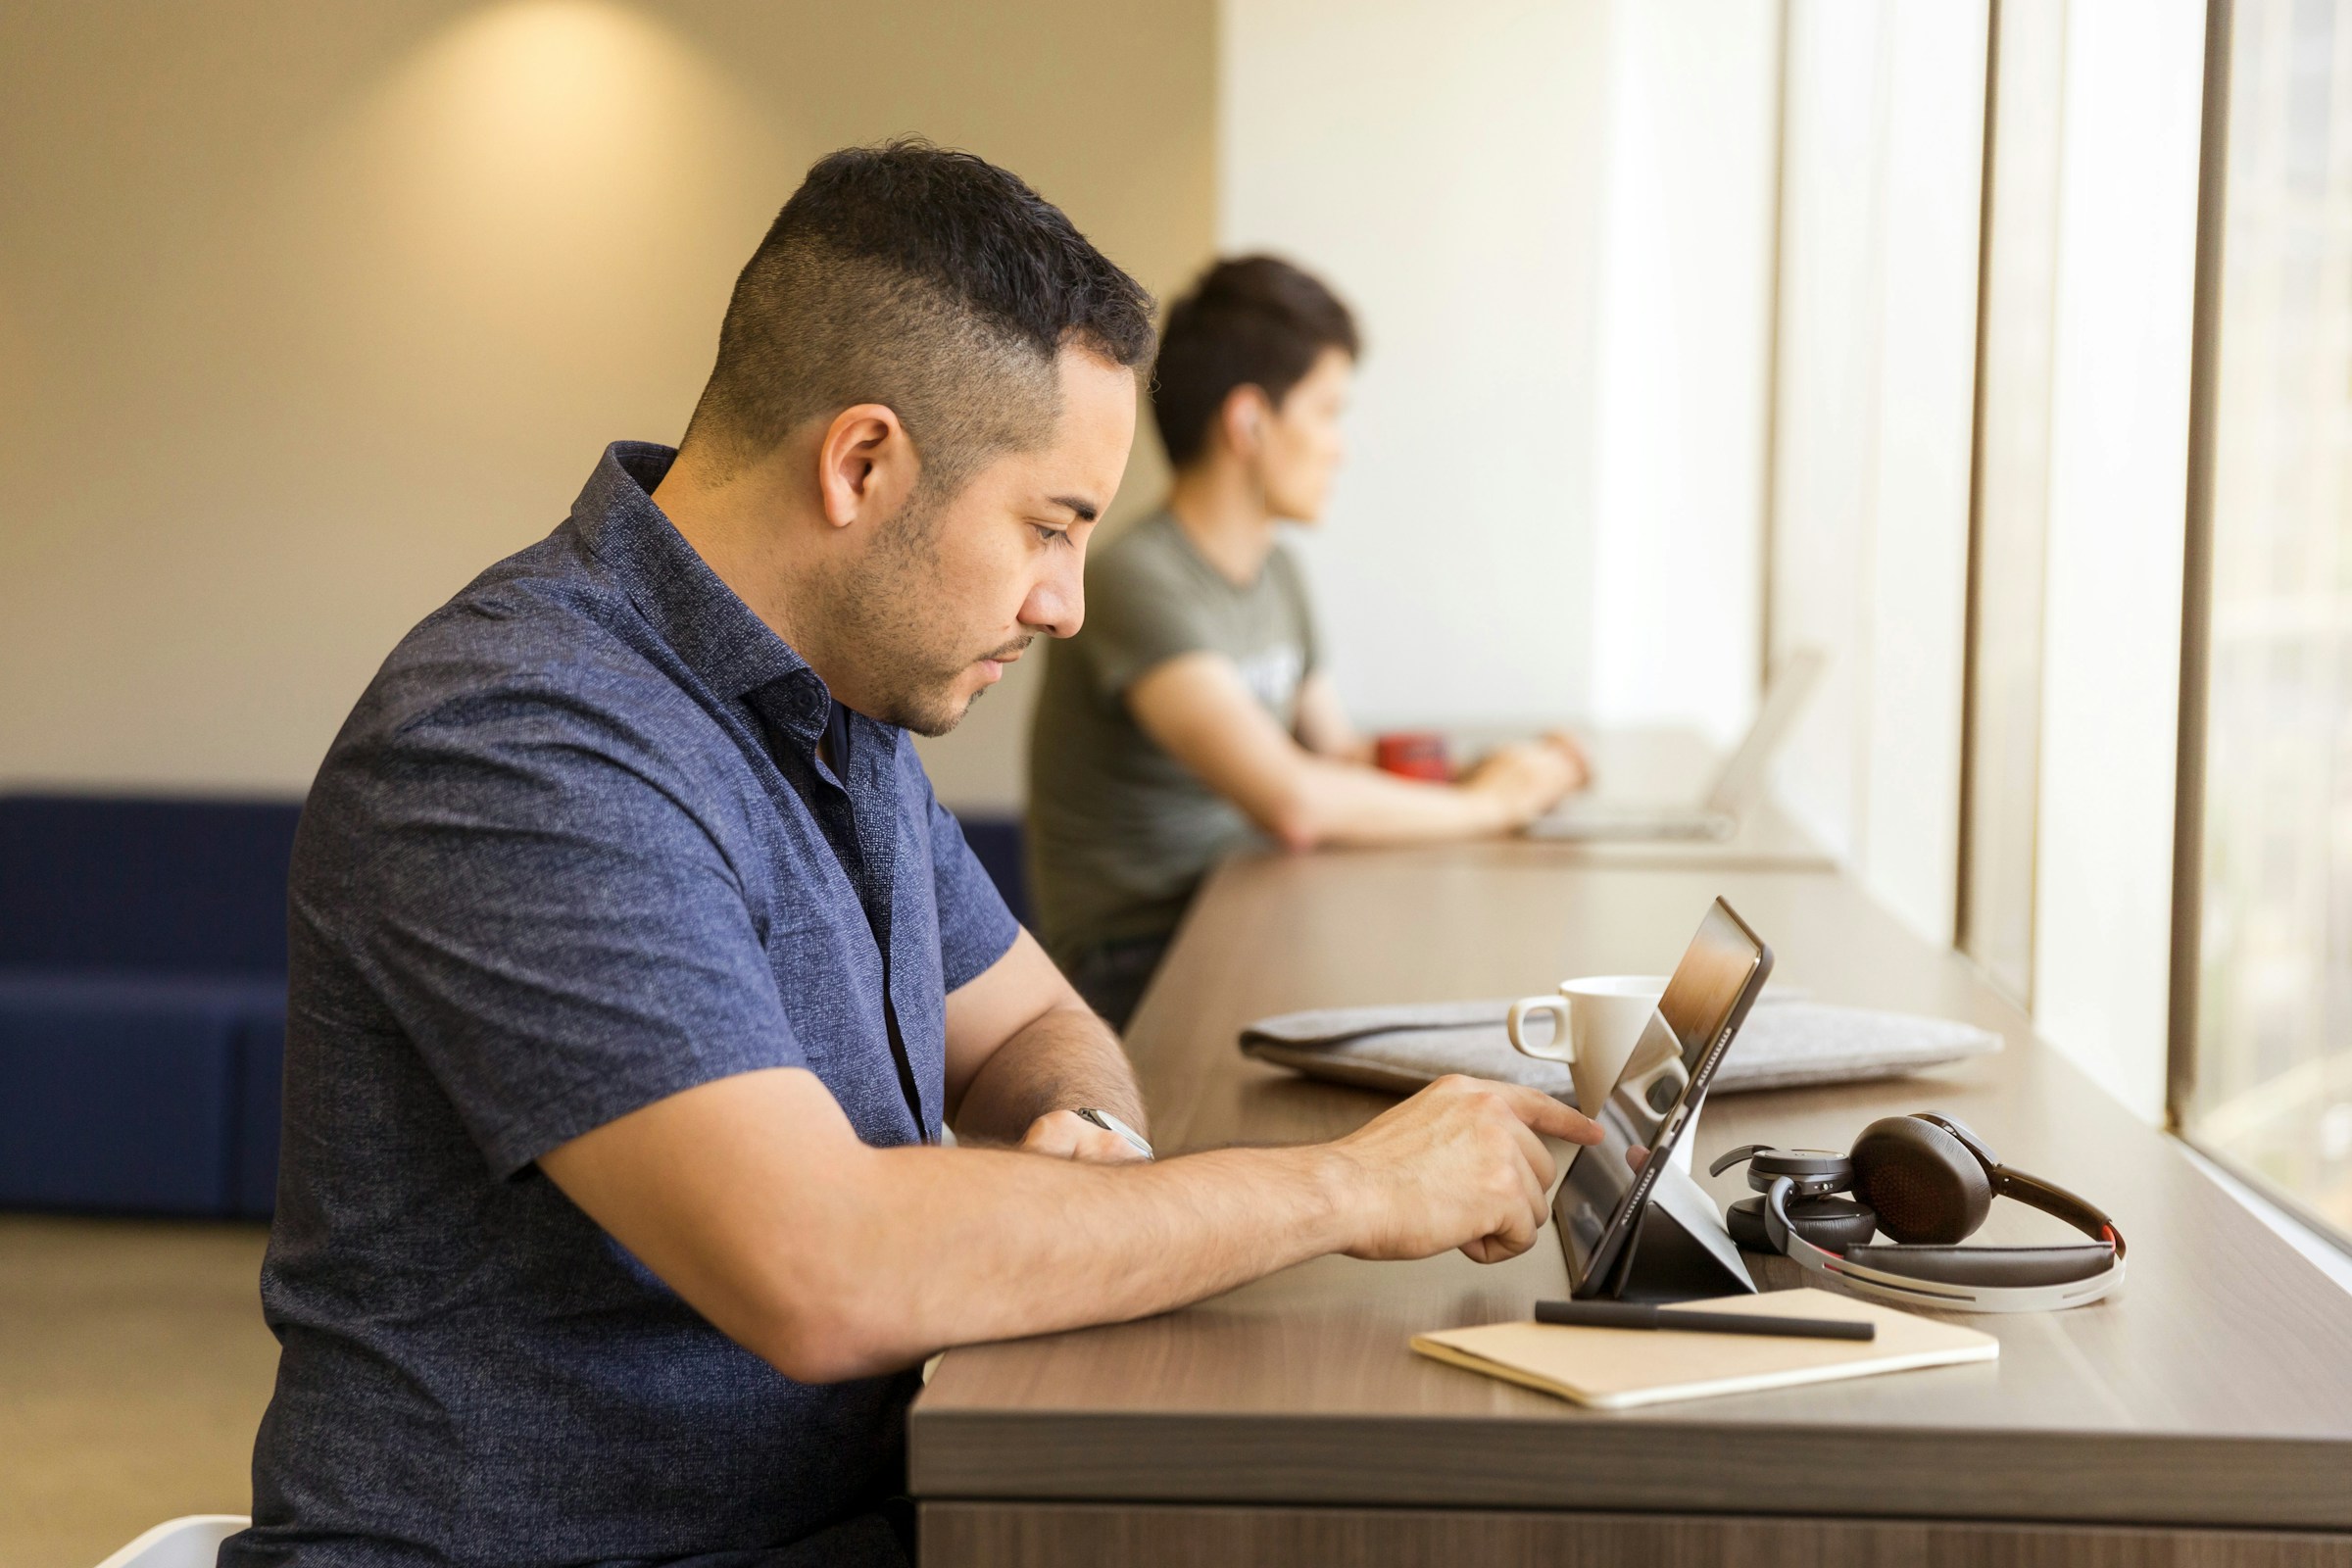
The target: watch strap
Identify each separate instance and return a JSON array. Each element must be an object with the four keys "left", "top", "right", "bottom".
[{"left": 1072, "top": 1106, "right": 1153, "bottom": 1159}]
